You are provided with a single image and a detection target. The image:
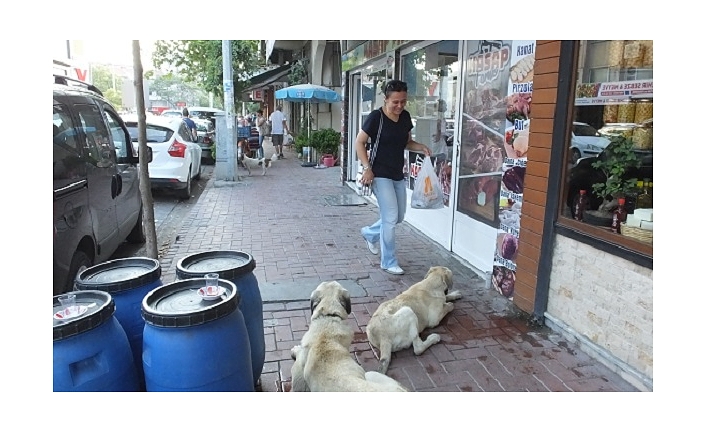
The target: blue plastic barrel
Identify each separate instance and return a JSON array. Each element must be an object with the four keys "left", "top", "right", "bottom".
[
  {"left": 54, "top": 290, "right": 139, "bottom": 392},
  {"left": 141, "top": 278, "right": 254, "bottom": 392},
  {"left": 176, "top": 251, "right": 265, "bottom": 384},
  {"left": 75, "top": 257, "right": 161, "bottom": 390}
]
